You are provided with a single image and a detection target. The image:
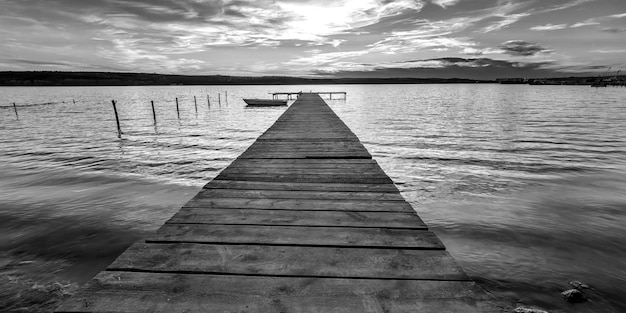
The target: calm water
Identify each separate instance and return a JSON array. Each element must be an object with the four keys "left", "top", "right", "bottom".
[{"left": 1, "top": 85, "right": 625, "bottom": 312}]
